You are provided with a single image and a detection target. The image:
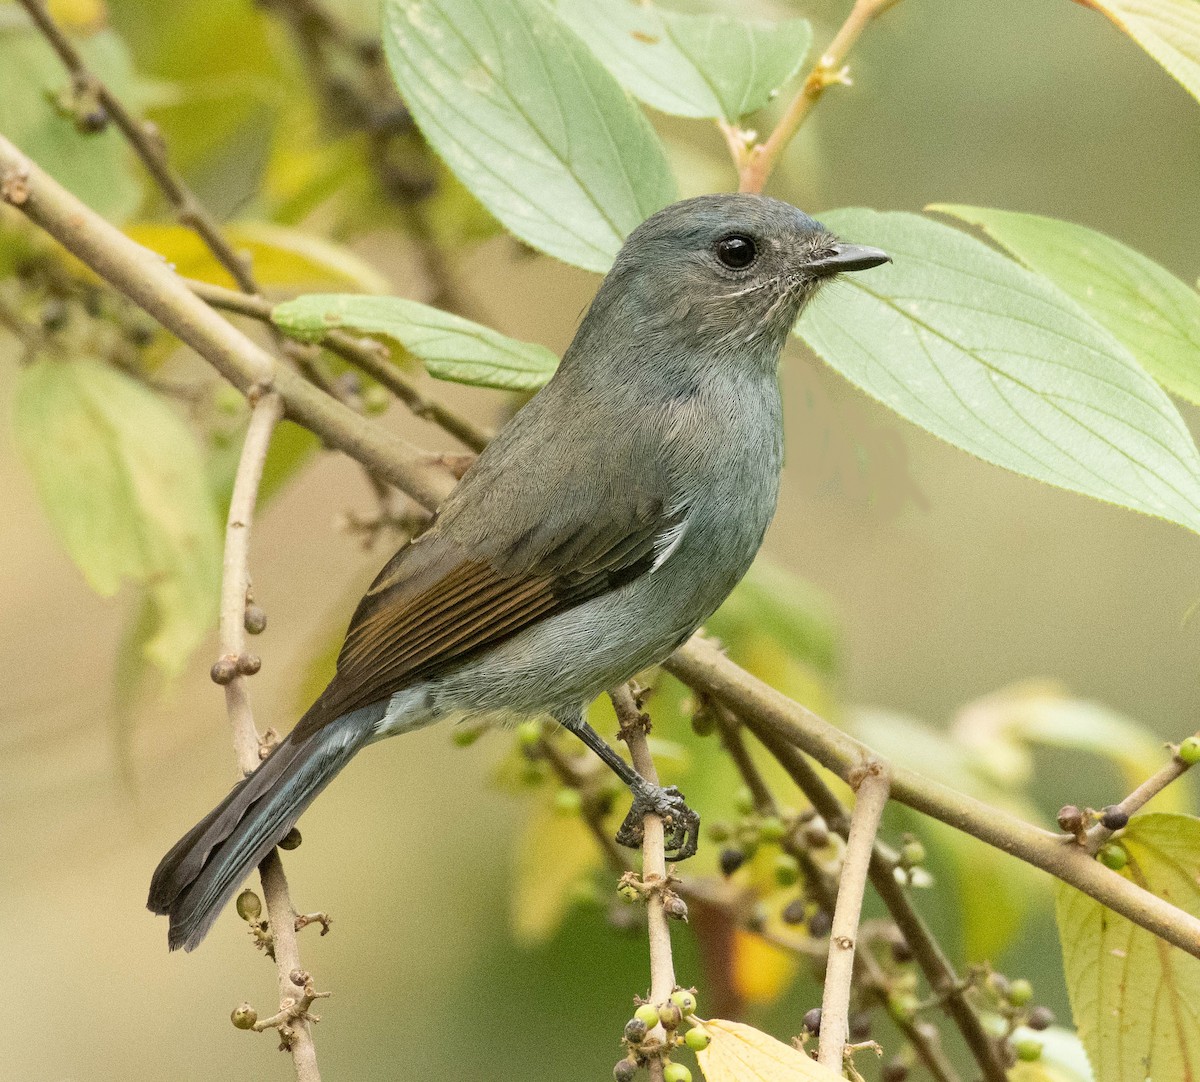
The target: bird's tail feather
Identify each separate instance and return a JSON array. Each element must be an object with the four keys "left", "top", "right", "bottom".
[{"left": 147, "top": 711, "right": 370, "bottom": 952}]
